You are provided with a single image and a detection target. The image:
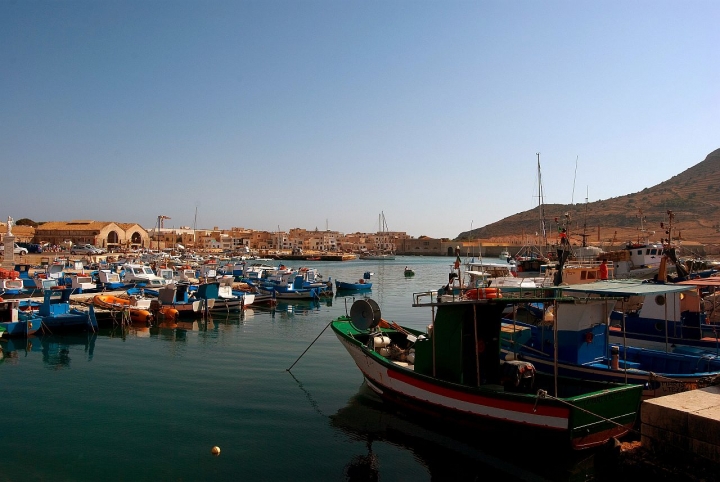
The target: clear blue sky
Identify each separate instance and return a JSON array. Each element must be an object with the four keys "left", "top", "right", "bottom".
[{"left": 2, "top": 1, "right": 718, "bottom": 238}]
